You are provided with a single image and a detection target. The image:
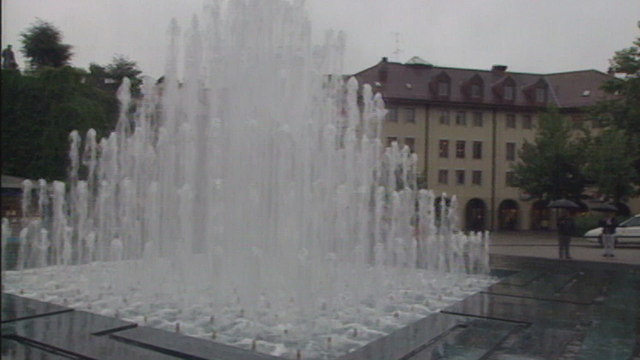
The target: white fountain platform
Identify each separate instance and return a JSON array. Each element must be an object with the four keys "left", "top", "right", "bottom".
[{"left": 3, "top": 262, "right": 496, "bottom": 359}]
